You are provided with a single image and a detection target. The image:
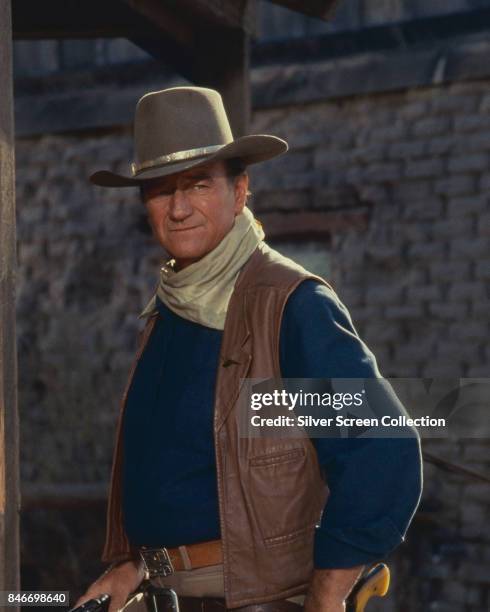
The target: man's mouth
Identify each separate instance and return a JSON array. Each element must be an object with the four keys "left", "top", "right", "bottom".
[{"left": 169, "top": 225, "right": 202, "bottom": 232}]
